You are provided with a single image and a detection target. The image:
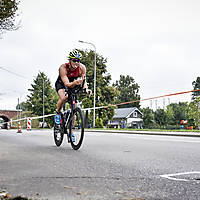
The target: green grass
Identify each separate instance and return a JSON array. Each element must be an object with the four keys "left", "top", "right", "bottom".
[
  {"left": 133, "top": 129, "right": 200, "bottom": 132},
  {"left": 87, "top": 128, "right": 200, "bottom": 132}
]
